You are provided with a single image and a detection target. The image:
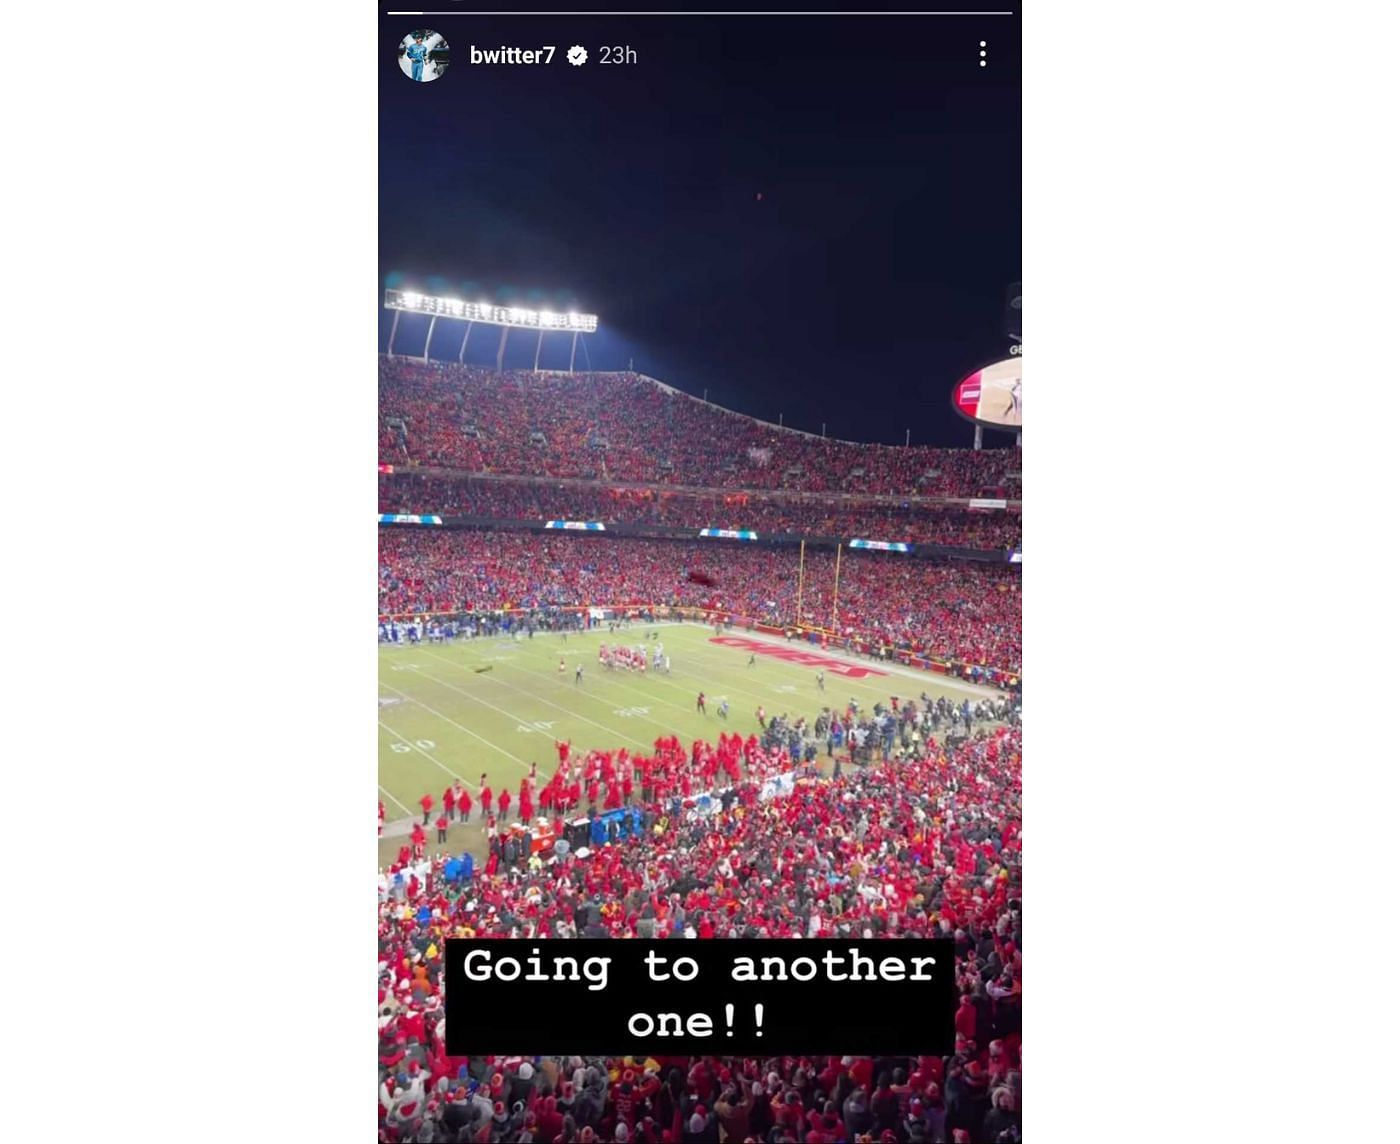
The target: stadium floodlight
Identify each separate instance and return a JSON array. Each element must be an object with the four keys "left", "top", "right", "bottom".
[
  {"left": 384, "top": 289, "right": 598, "bottom": 332},
  {"left": 384, "top": 288, "right": 598, "bottom": 373}
]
